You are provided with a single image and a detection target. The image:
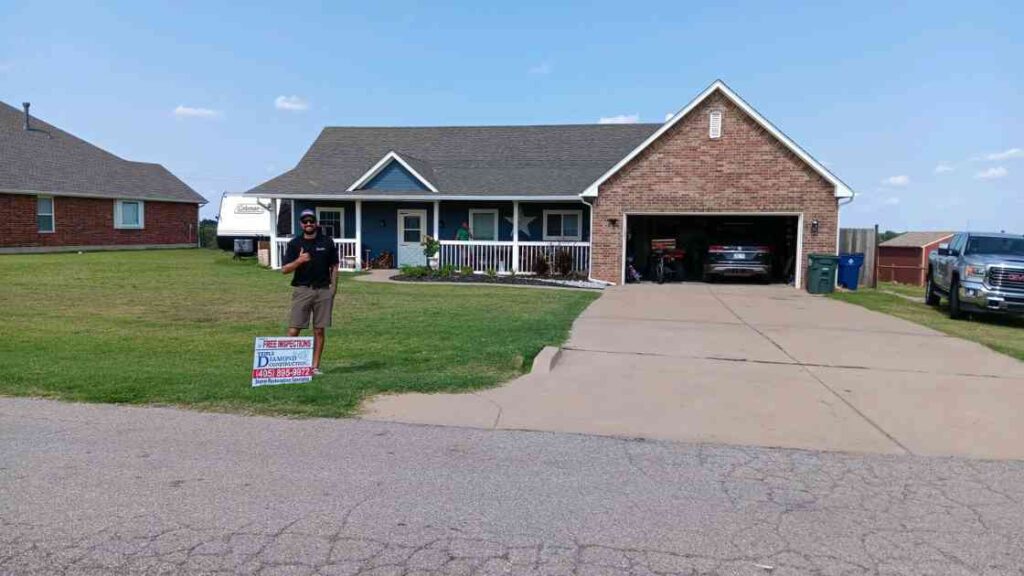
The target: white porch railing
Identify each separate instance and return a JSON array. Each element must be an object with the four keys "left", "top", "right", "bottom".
[
  {"left": 518, "top": 241, "right": 590, "bottom": 275},
  {"left": 438, "top": 240, "right": 590, "bottom": 275},
  {"left": 273, "top": 238, "right": 359, "bottom": 271},
  {"left": 438, "top": 241, "right": 514, "bottom": 273}
]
